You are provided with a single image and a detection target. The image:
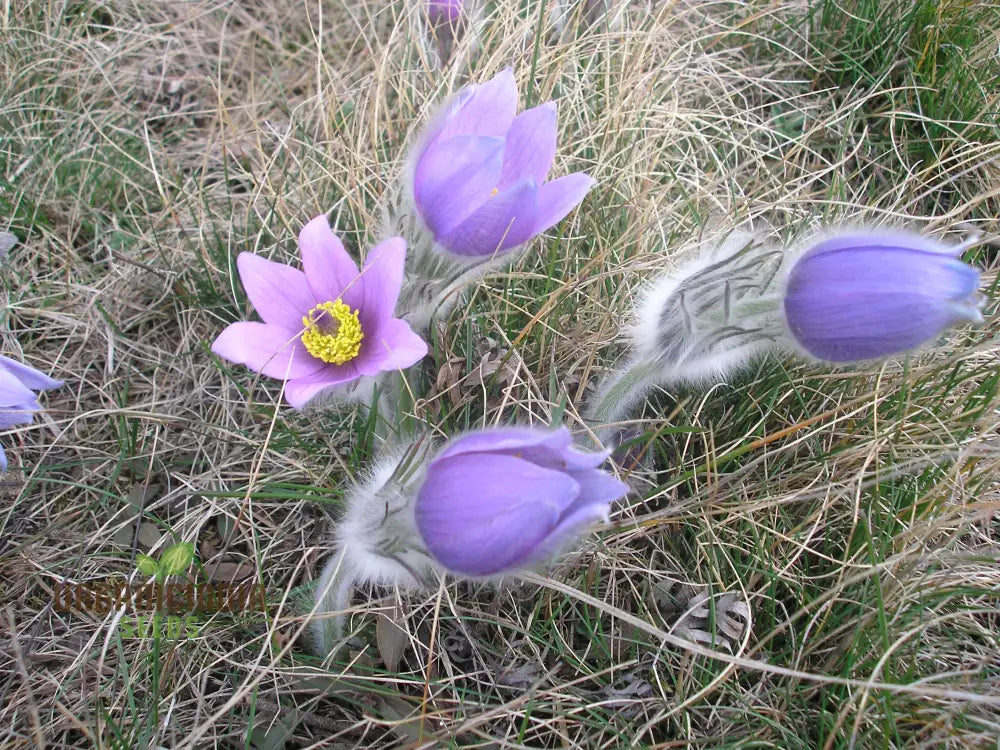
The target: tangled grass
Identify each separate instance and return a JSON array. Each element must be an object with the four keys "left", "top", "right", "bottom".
[{"left": 2, "top": 0, "right": 999, "bottom": 747}]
